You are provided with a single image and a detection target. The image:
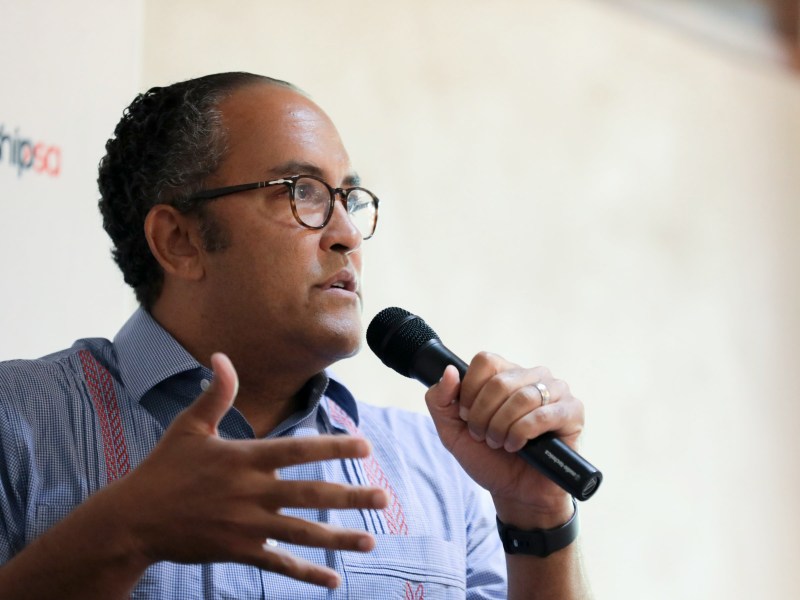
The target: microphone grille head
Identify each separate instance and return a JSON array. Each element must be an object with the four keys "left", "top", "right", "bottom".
[{"left": 366, "top": 307, "right": 439, "bottom": 377}]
